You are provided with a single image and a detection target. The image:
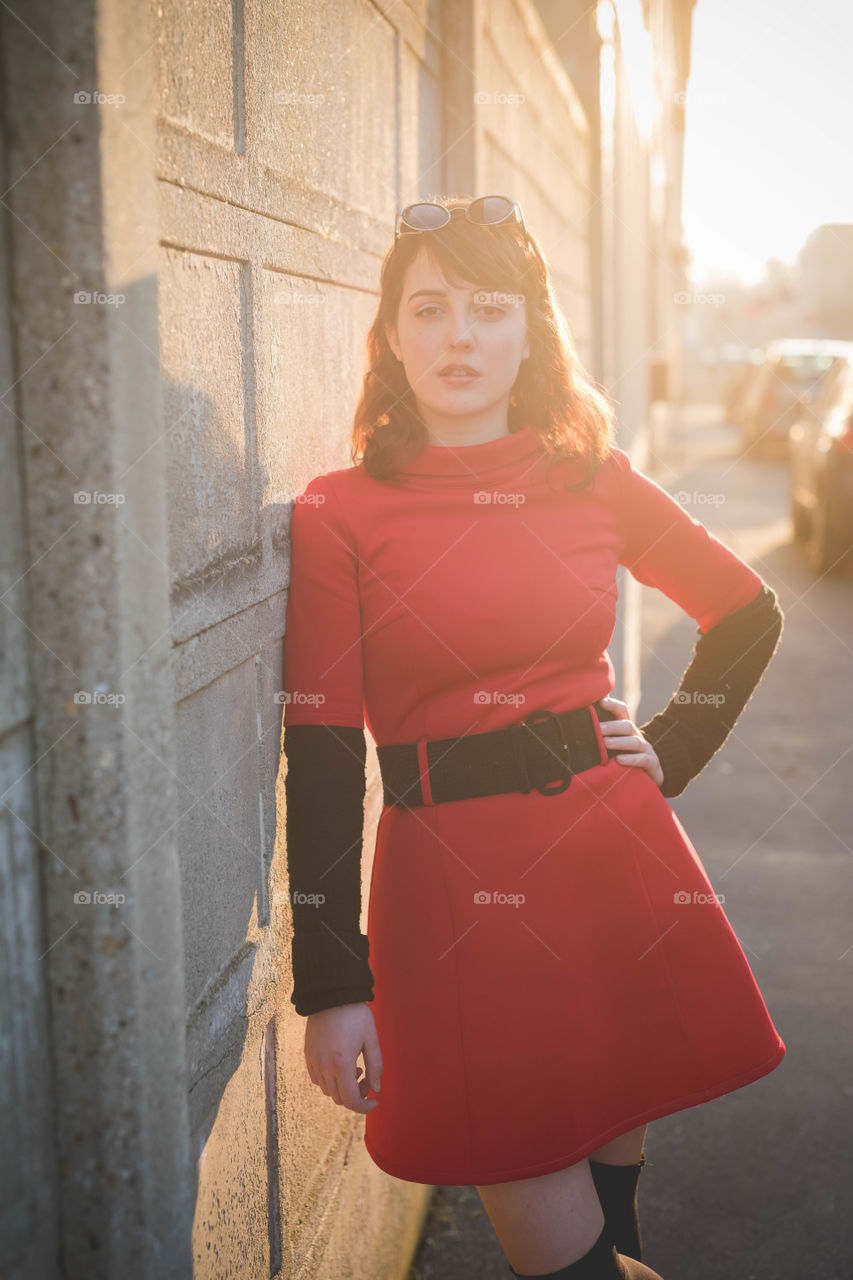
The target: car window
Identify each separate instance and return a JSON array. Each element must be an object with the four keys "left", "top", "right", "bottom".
[
  {"left": 798, "top": 358, "right": 843, "bottom": 402},
  {"left": 837, "top": 362, "right": 853, "bottom": 415},
  {"left": 808, "top": 360, "right": 843, "bottom": 412}
]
